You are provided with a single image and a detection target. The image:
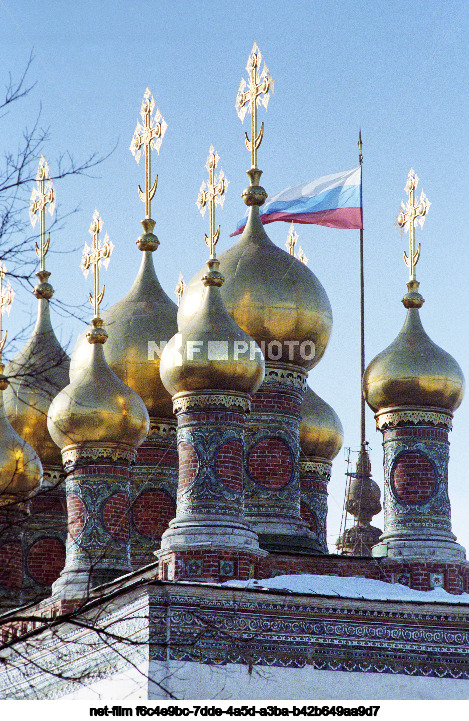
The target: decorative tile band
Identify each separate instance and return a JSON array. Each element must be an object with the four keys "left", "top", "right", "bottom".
[
  {"left": 62, "top": 443, "right": 136, "bottom": 468},
  {"left": 173, "top": 391, "right": 251, "bottom": 414},
  {"left": 376, "top": 407, "right": 453, "bottom": 430}
]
